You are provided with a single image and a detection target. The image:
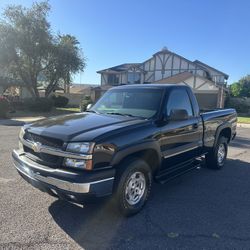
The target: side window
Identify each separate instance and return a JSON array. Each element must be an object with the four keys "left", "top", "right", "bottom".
[{"left": 166, "top": 89, "right": 193, "bottom": 117}]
